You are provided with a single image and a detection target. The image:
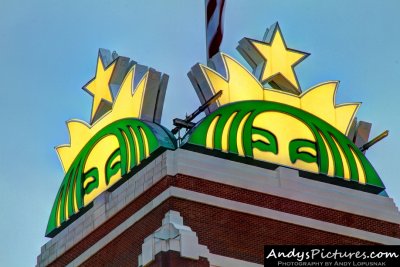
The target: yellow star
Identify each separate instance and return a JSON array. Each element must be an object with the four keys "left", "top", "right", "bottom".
[
  {"left": 83, "top": 55, "right": 116, "bottom": 123},
  {"left": 238, "top": 23, "right": 309, "bottom": 94}
]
